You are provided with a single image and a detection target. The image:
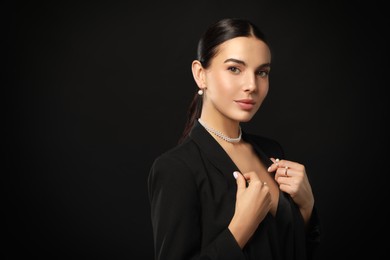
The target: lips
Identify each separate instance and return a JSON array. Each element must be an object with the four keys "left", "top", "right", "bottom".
[{"left": 235, "top": 99, "right": 255, "bottom": 110}]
